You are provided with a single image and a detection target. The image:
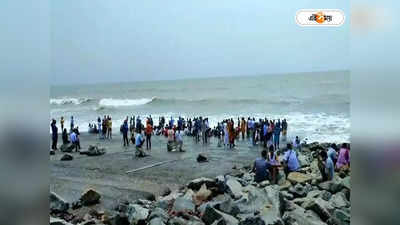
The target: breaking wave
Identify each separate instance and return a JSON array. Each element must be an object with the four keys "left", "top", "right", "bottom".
[{"left": 98, "top": 97, "right": 156, "bottom": 107}]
